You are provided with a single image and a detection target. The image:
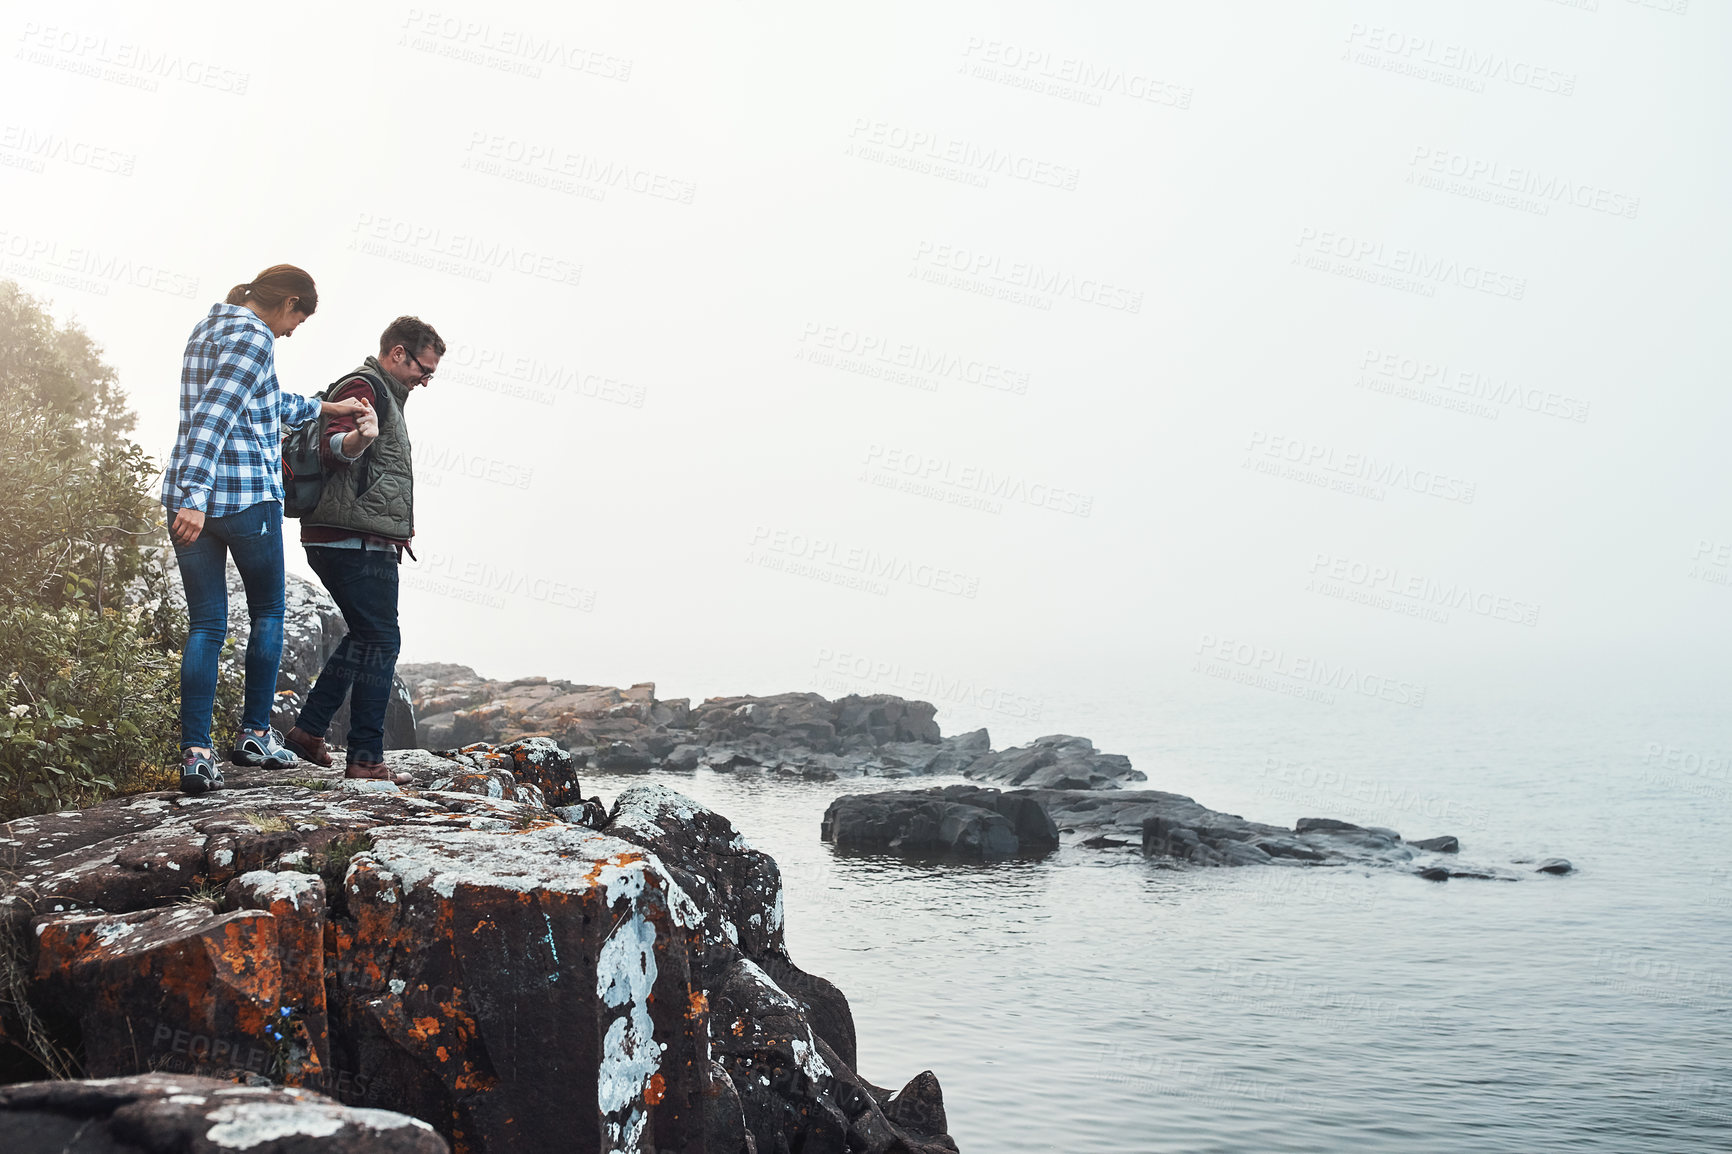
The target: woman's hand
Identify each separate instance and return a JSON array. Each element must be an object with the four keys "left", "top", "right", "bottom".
[
  {"left": 170, "top": 508, "right": 205, "bottom": 546},
  {"left": 322, "top": 397, "right": 371, "bottom": 418}
]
